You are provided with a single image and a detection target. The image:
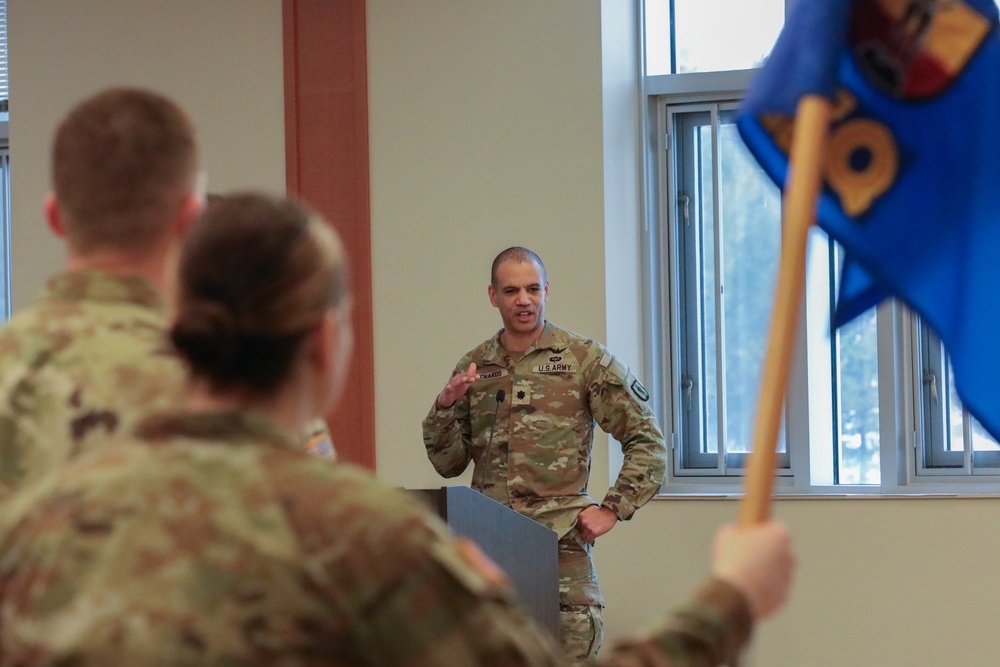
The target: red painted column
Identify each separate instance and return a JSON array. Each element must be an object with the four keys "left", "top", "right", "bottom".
[{"left": 284, "top": 0, "right": 375, "bottom": 469}]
